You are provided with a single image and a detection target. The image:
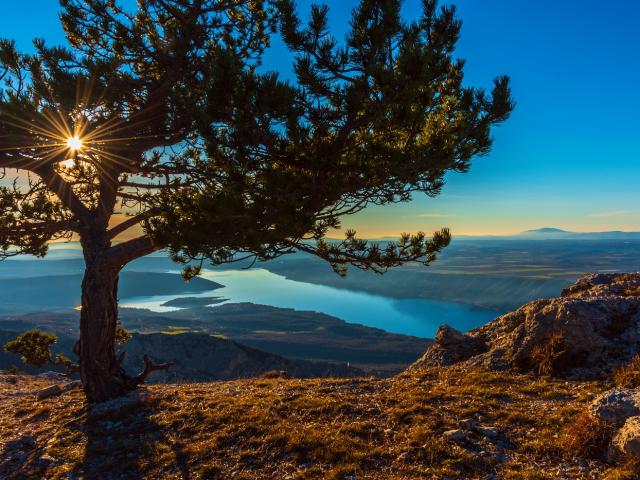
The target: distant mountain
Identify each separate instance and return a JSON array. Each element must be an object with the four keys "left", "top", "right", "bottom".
[
  {"left": 123, "top": 332, "right": 363, "bottom": 381},
  {"left": 517, "top": 228, "right": 640, "bottom": 240},
  {"left": 523, "top": 227, "right": 569, "bottom": 234}
]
